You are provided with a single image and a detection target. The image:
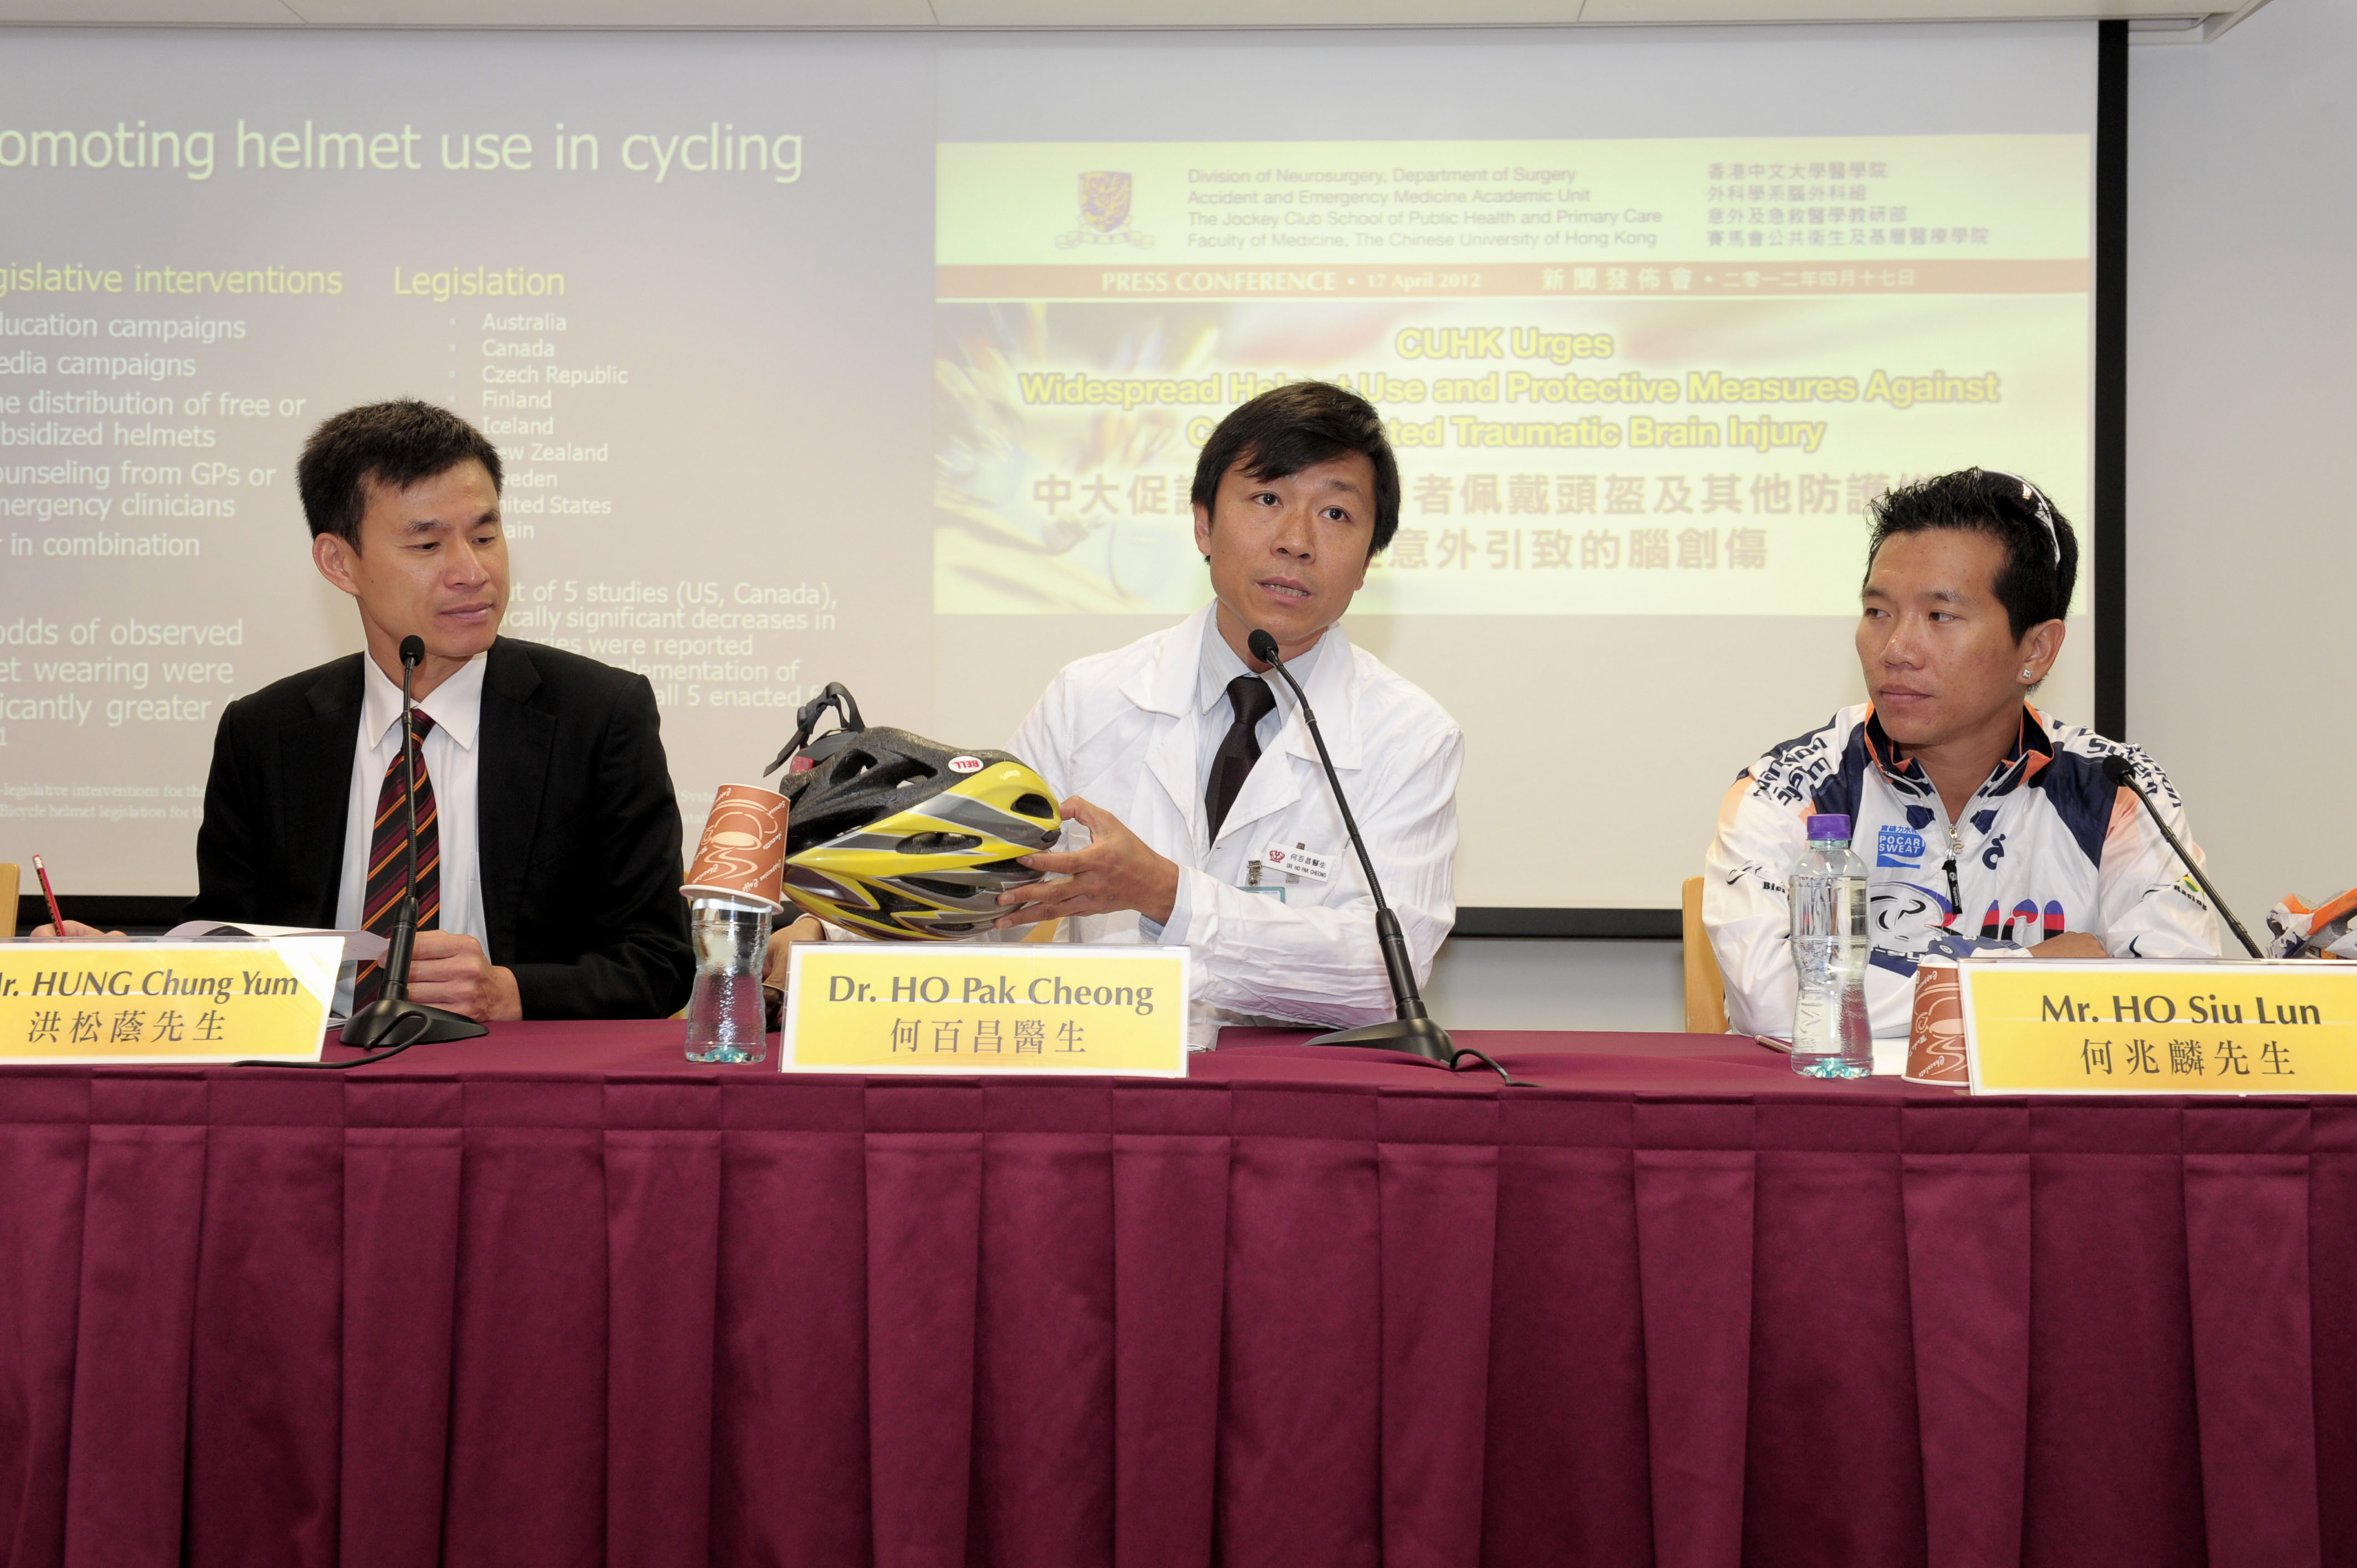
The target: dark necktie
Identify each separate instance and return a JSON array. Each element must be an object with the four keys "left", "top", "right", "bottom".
[
  {"left": 1205, "top": 673, "right": 1278, "bottom": 843},
  {"left": 352, "top": 709, "right": 441, "bottom": 1008}
]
